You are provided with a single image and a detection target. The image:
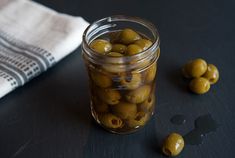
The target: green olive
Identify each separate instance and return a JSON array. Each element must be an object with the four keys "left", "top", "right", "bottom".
[
  {"left": 126, "top": 44, "right": 143, "bottom": 55},
  {"left": 145, "top": 63, "right": 157, "bottom": 83},
  {"left": 120, "top": 72, "right": 142, "bottom": 90},
  {"left": 111, "top": 44, "right": 127, "bottom": 54},
  {"left": 92, "top": 97, "right": 109, "bottom": 113},
  {"left": 182, "top": 58, "right": 207, "bottom": 78},
  {"left": 162, "top": 133, "right": 184, "bottom": 157},
  {"left": 98, "top": 88, "right": 121, "bottom": 105},
  {"left": 134, "top": 39, "right": 153, "bottom": 50},
  {"left": 112, "top": 102, "right": 137, "bottom": 119},
  {"left": 139, "top": 94, "right": 155, "bottom": 112},
  {"left": 127, "top": 112, "right": 149, "bottom": 128},
  {"left": 99, "top": 113, "right": 123, "bottom": 129},
  {"left": 189, "top": 77, "right": 210, "bottom": 94},
  {"left": 126, "top": 85, "right": 151, "bottom": 104},
  {"left": 119, "top": 28, "right": 141, "bottom": 45},
  {"left": 106, "top": 52, "right": 123, "bottom": 57},
  {"left": 90, "top": 71, "right": 112, "bottom": 88},
  {"left": 90, "top": 39, "right": 112, "bottom": 54},
  {"left": 202, "top": 64, "right": 219, "bottom": 84}
]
